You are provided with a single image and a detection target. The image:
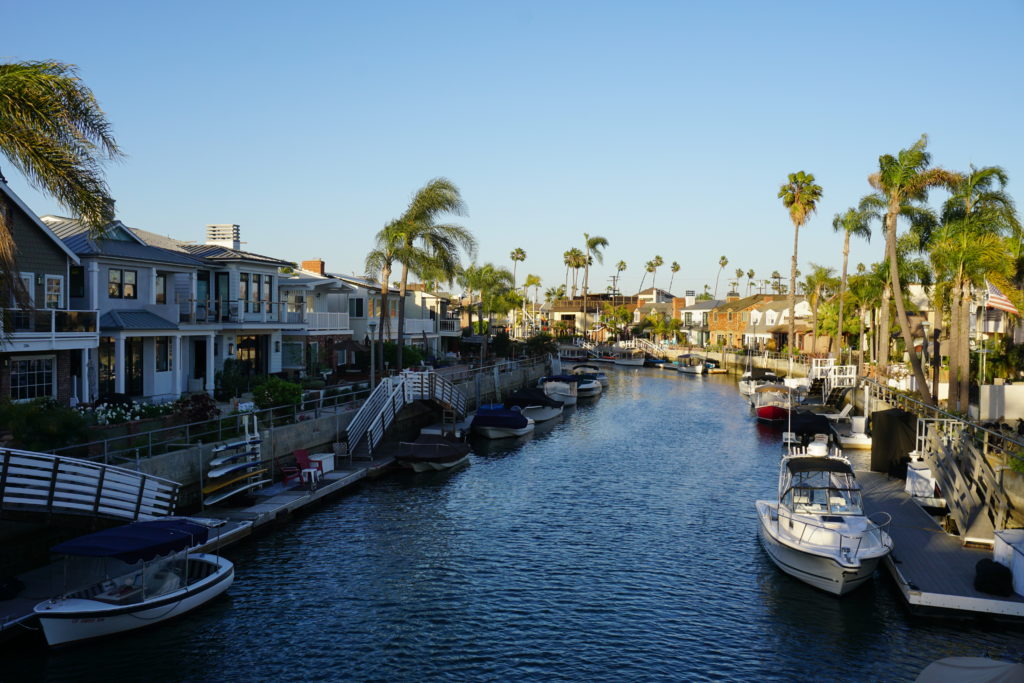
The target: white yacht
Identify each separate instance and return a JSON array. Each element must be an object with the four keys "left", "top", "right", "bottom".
[{"left": 755, "top": 440, "right": 893, "bottom": 595}]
